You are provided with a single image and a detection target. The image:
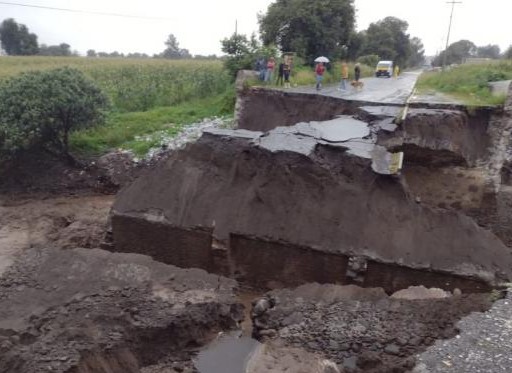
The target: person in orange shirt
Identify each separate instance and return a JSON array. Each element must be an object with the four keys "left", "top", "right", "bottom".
[{"left": 339, "top": 61, "right": 349, "bottom": 90}]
